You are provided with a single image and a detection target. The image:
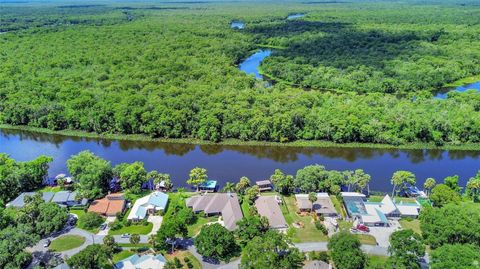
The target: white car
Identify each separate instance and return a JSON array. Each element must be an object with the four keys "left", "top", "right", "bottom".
[{"left": 43, "top": 239, "right": 51, "bottom": 248}]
